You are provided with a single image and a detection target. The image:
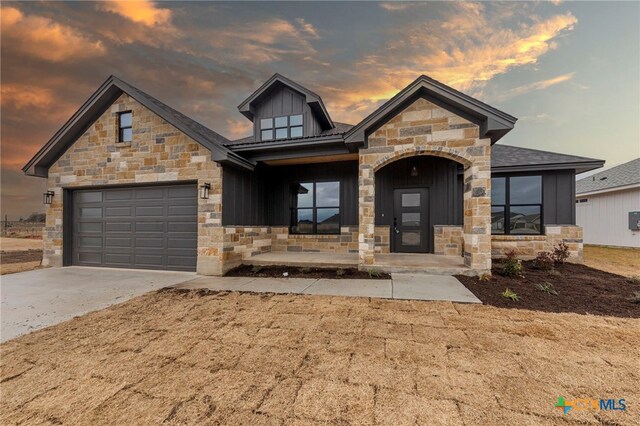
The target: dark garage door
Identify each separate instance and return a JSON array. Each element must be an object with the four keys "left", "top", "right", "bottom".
[{"left": 71, "top": 184, "right": 197, "bottom": 271}]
